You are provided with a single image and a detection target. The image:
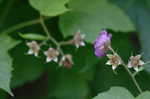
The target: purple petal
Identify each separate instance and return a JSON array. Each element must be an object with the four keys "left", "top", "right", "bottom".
[{"left": 94, "top": 30, "right": 112, "bottom": 58}]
